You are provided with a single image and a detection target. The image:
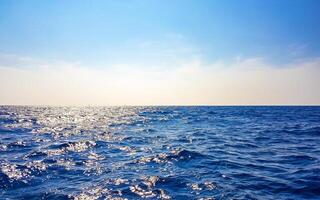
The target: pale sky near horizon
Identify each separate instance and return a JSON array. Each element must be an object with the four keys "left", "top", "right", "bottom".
[{"left": 0, "top": 0, "right": 320, "bottom": 105}]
